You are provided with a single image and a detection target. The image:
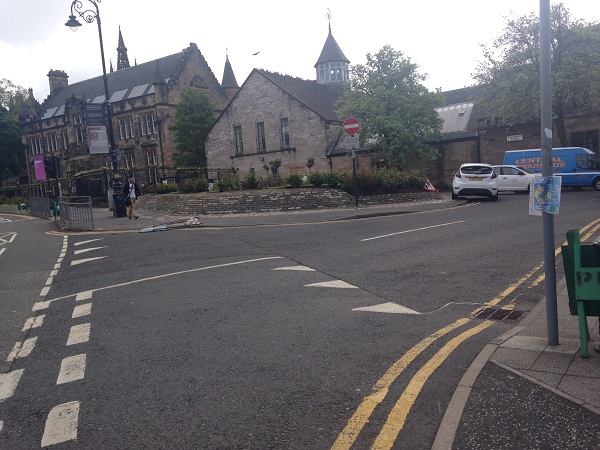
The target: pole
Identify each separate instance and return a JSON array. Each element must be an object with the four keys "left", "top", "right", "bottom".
[
  {"left": 540, "top": 0, "right": 559, "bottom": 346},
  {"left": 352, "top": 147, "right": 359, "bottom": 207}
]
